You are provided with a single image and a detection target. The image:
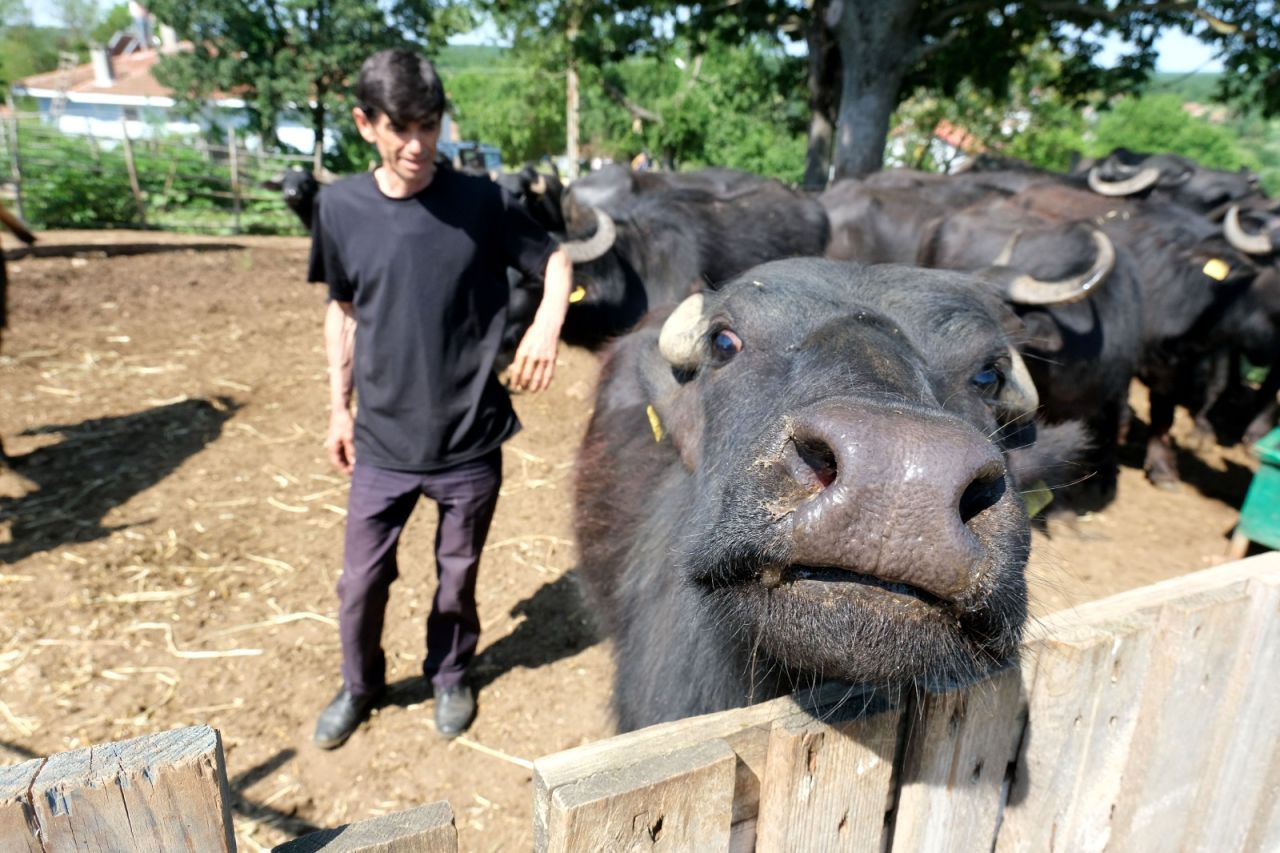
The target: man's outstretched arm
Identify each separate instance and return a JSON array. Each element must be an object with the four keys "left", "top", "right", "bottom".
[
  {"left": 324, "top": 298, "right": 357, "bottom": 474},
  {"left": 510, "top": 247, "right": 572, "bottom": 393}
]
